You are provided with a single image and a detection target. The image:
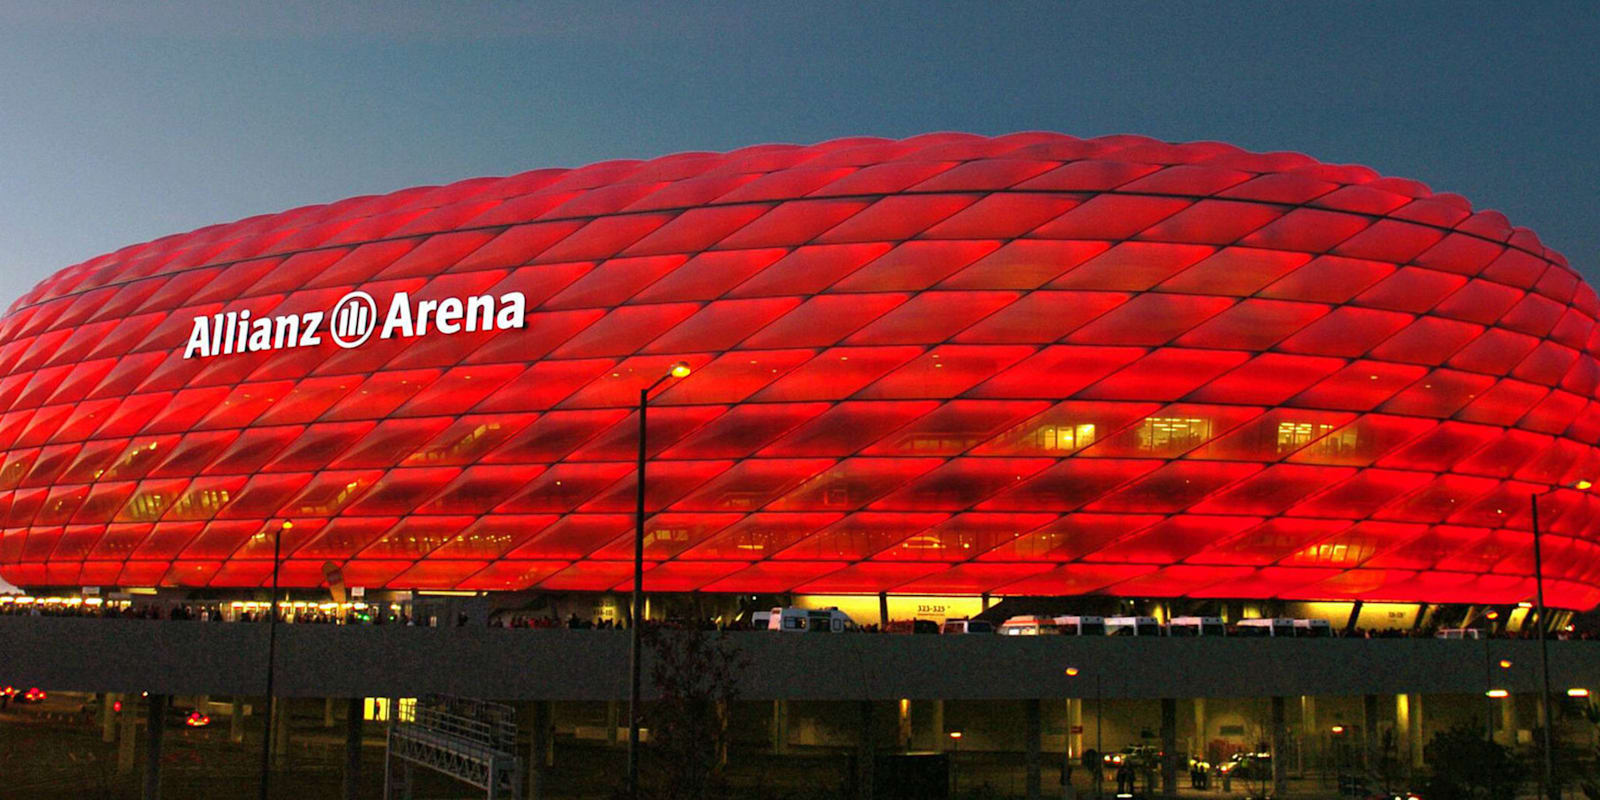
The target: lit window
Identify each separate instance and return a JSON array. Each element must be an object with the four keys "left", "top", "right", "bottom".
[
  {"left": 1137, "top": 417, "right": 1211, "bottom": 454},
  {"left": 1034, "top": 423, "right": 1096, "bottom": 451}
]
